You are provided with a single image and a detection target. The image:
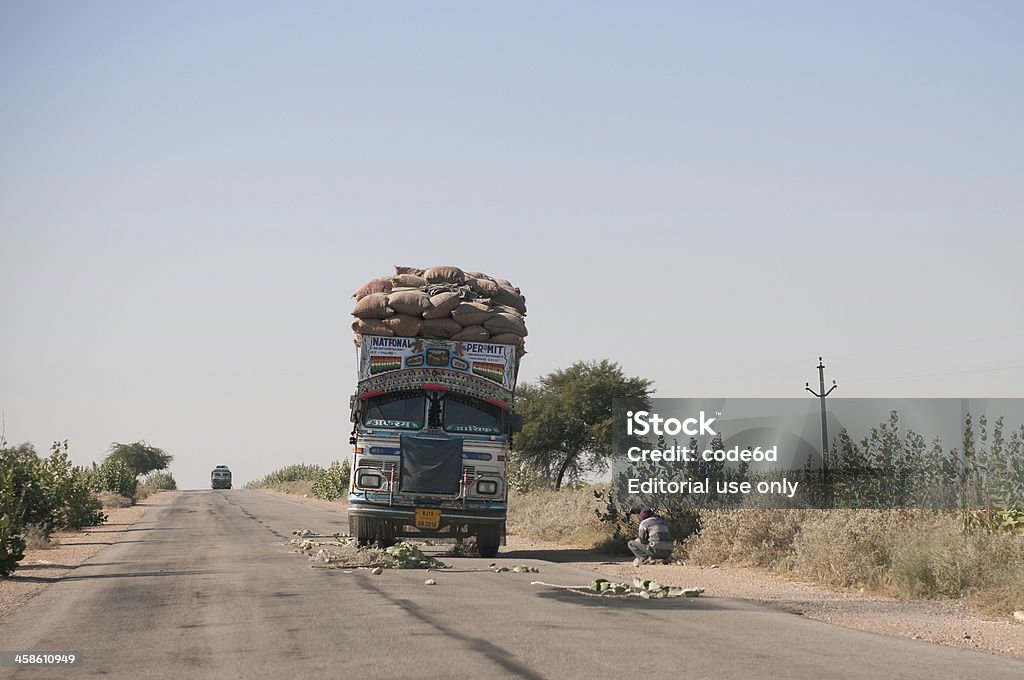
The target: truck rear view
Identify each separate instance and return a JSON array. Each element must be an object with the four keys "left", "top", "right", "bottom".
[
  {"left": 348, "top": 266, "right": 527, "bottom": 558},
  {"left": 211, "top": 465, "right": 232, "bottom": 489}
]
